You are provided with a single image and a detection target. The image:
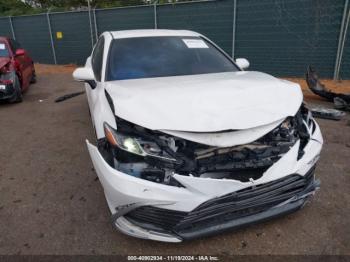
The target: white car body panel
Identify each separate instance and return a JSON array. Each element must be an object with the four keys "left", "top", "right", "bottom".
[
  {"left": 159, "top": 119, "right": 284, "bottom": 147},
  {"left": 105, "top": 71, "right": 303, "bottom": 132},
  {"left": 85, "top": 33, "right": 116, "bottom": 138}
]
